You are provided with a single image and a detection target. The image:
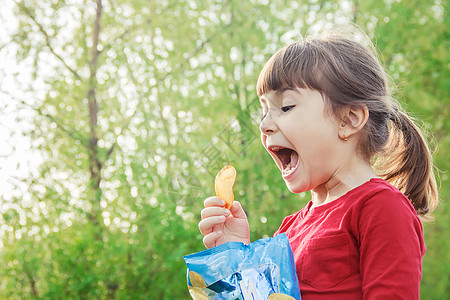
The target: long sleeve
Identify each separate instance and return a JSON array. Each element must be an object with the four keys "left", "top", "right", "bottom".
[{"left": 358, "top": 189, "right": 425, "bottom": 299}]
